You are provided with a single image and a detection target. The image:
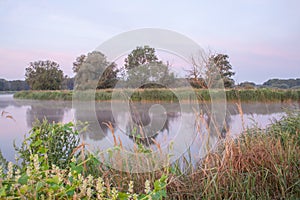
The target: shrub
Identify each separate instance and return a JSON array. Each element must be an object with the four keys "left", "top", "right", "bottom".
[{"left": 14, "top": 120, "right": 80, "bottom": 170}]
